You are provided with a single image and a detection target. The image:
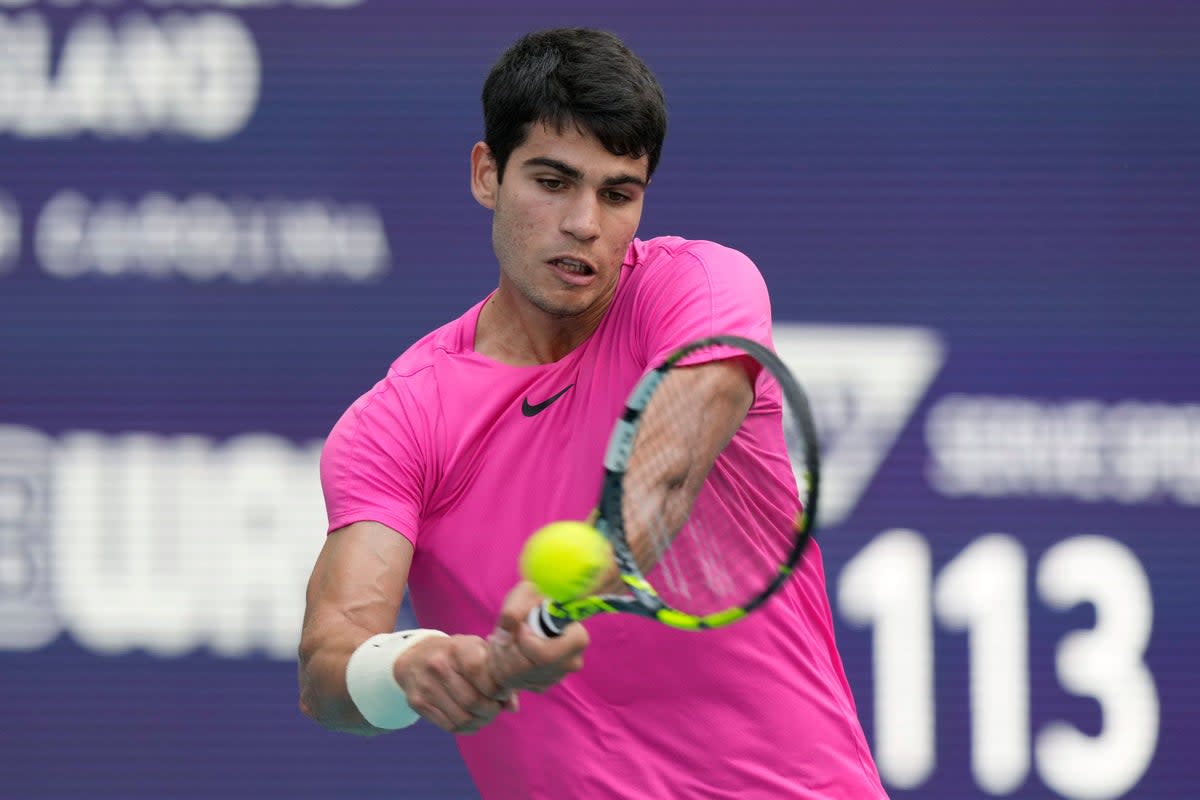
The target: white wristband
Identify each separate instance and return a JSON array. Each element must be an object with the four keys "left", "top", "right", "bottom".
[{"left": 345, "top": 629, "right": 448, "bottom": 730}]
